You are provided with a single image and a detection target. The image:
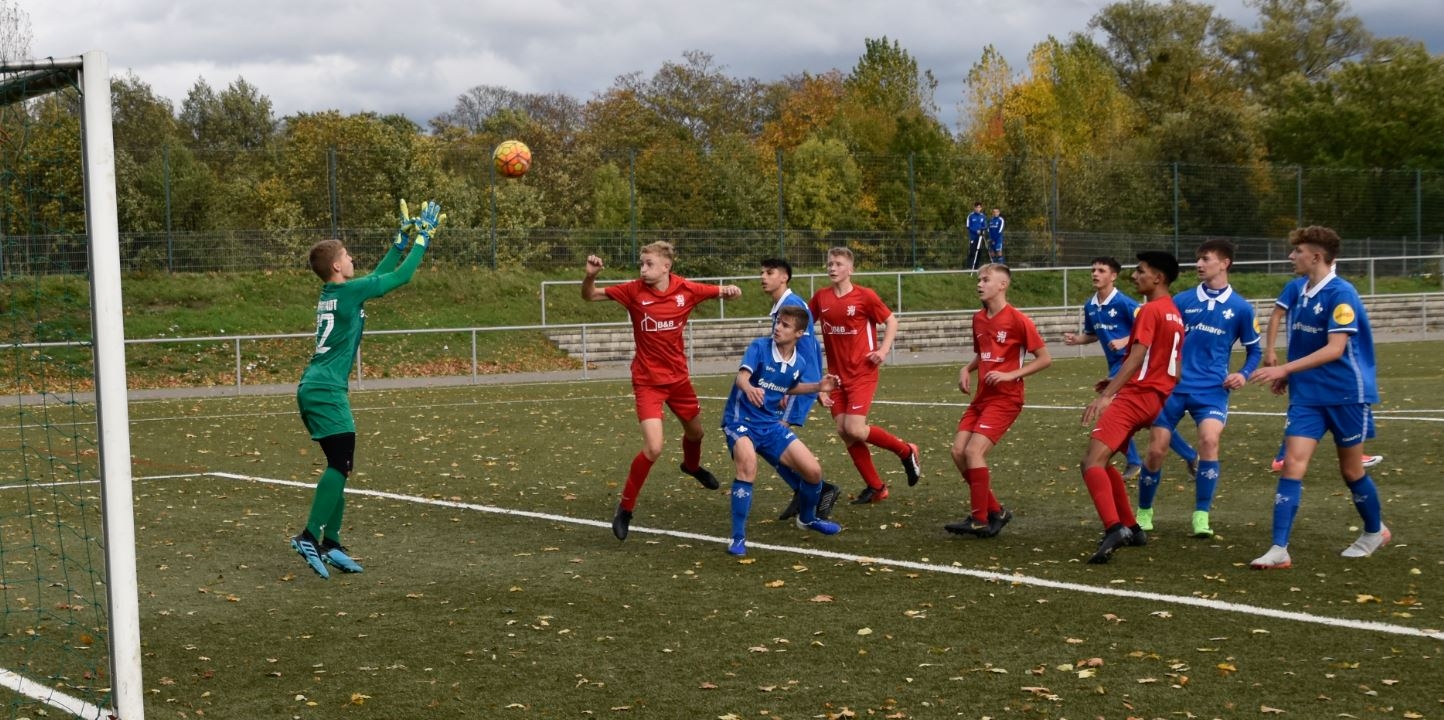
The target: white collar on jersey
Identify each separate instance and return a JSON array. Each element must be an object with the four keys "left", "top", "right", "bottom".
[
  {"left": 768, "top": 288, "right": 796, "bottom": 317},
  {"left": 1089, "top": 287, "right": 1119, "bottom": 307},
  {"left": 770, "top": 340, "right": 798, "bottom": 368},
  {"left": 1301, "top": 268, "right": 1339, "bottom": 300},
  {"left": 1194, "top": 283, "right": 1234, "bottom": 304}
]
